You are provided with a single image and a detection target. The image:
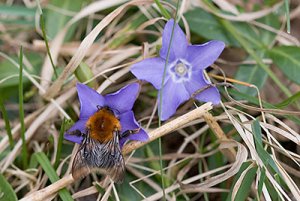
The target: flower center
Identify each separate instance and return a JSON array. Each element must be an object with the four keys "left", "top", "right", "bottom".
[
  {"left": 175, "top": 63, "right": 187, "bottom": 76},
  {"left": 169, "top": 60, "right": 191, "bottom": 82}
]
